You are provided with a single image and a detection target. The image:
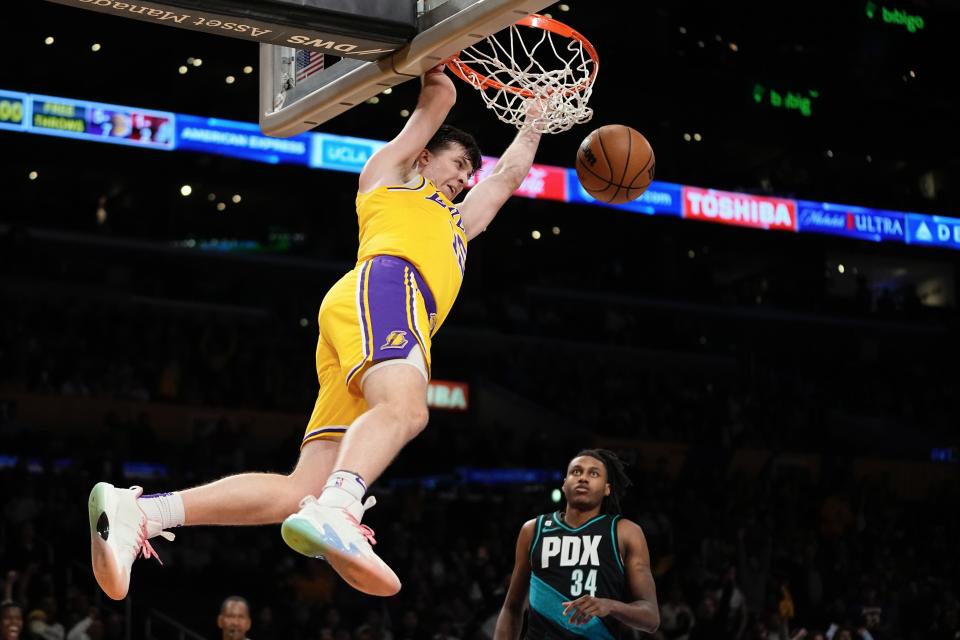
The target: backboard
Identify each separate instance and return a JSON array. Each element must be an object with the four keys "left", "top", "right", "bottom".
[{"left": 259, "top": 0, "right": 554, "bottom": 138}]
